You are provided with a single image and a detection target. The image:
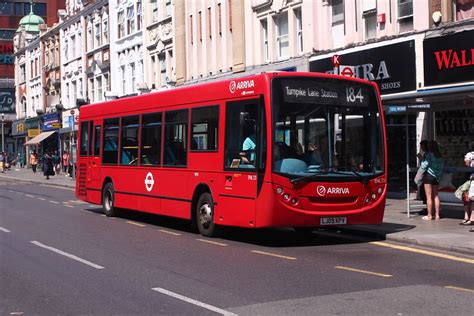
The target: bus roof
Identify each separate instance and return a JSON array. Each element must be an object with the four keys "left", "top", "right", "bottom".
[{"left": 79, "top": 72, "right": 376, "bottom": 120}]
